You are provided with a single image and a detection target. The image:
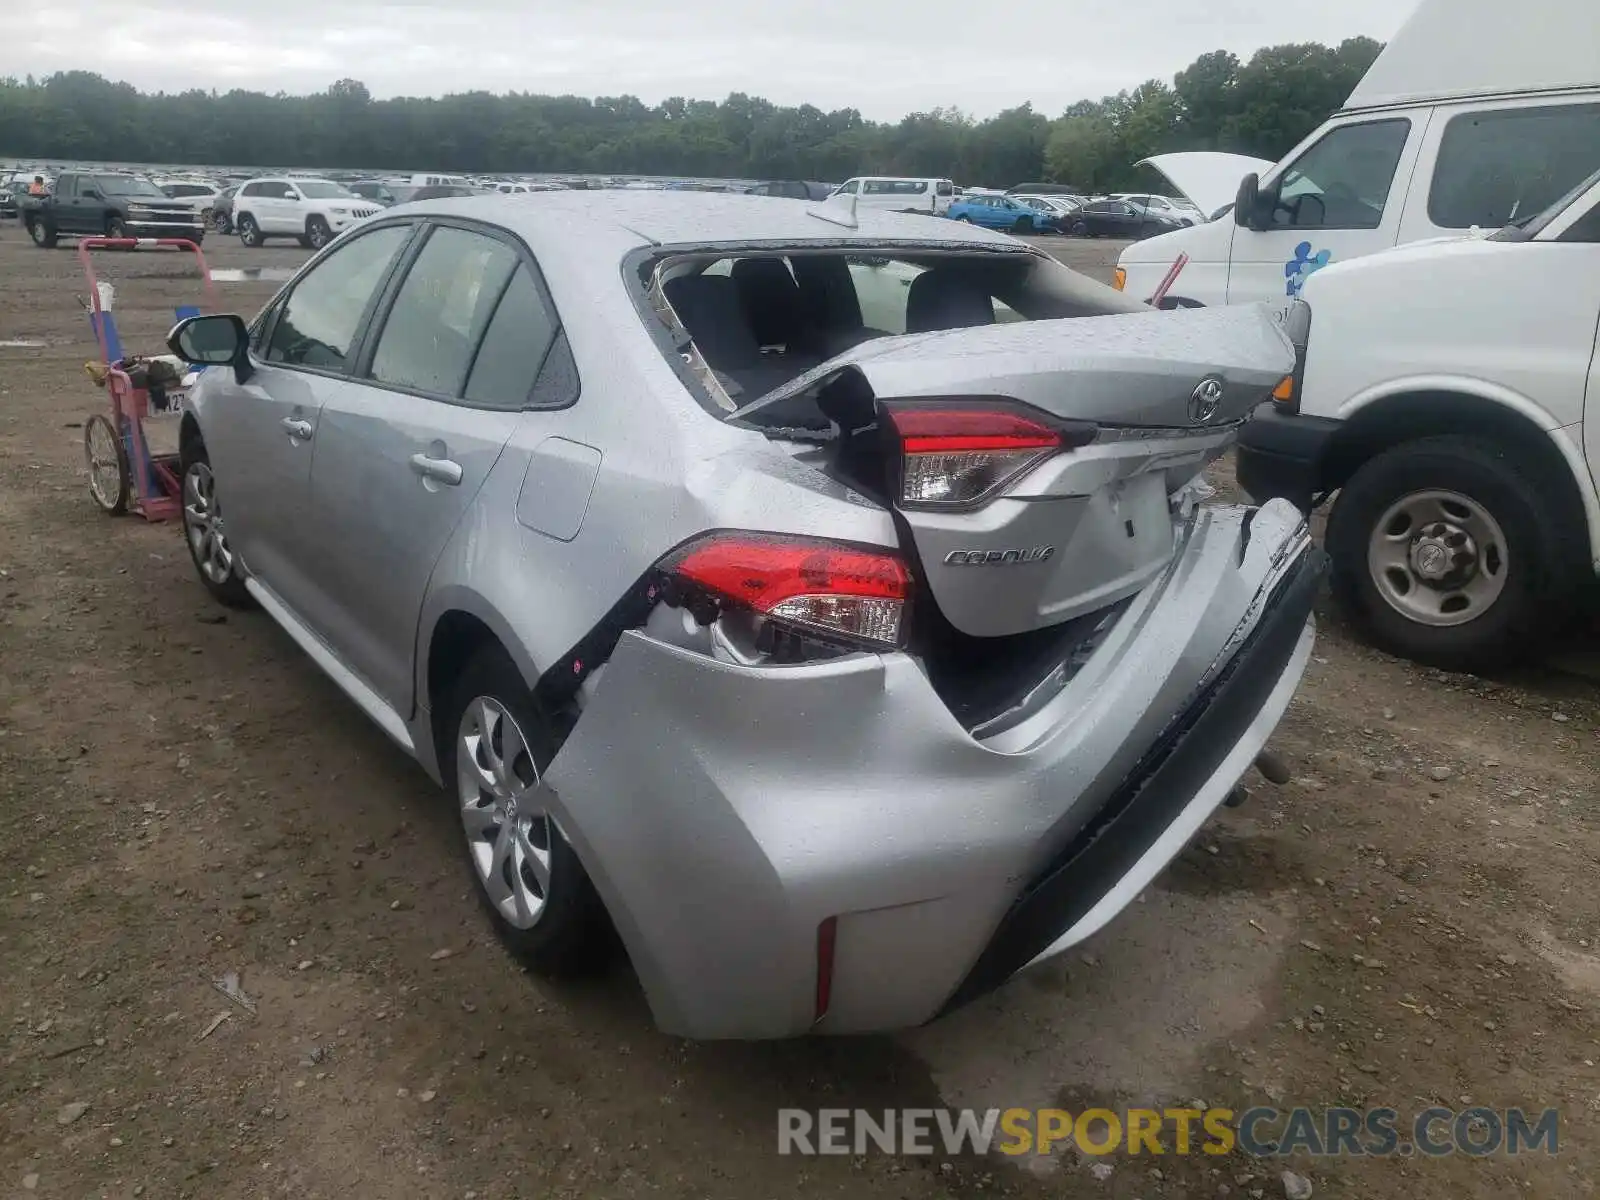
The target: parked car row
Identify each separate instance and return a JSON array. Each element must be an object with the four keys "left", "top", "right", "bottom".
[{"left": 812, "top": 176, "right": 1206, "bottom": 238}]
